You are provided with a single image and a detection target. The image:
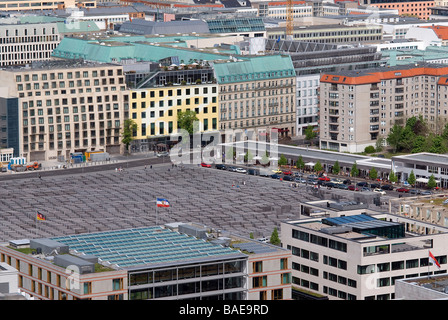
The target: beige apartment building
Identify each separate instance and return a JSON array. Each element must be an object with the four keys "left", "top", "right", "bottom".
[
  {"left": 213, "top": 55, "right": 296, "bottom": 140},
  {"left": 0, "top": 59, "right": 129, "bottom": 162},
  {"left": 319, "top": 63, "right": 448, "bottom": 153}
]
